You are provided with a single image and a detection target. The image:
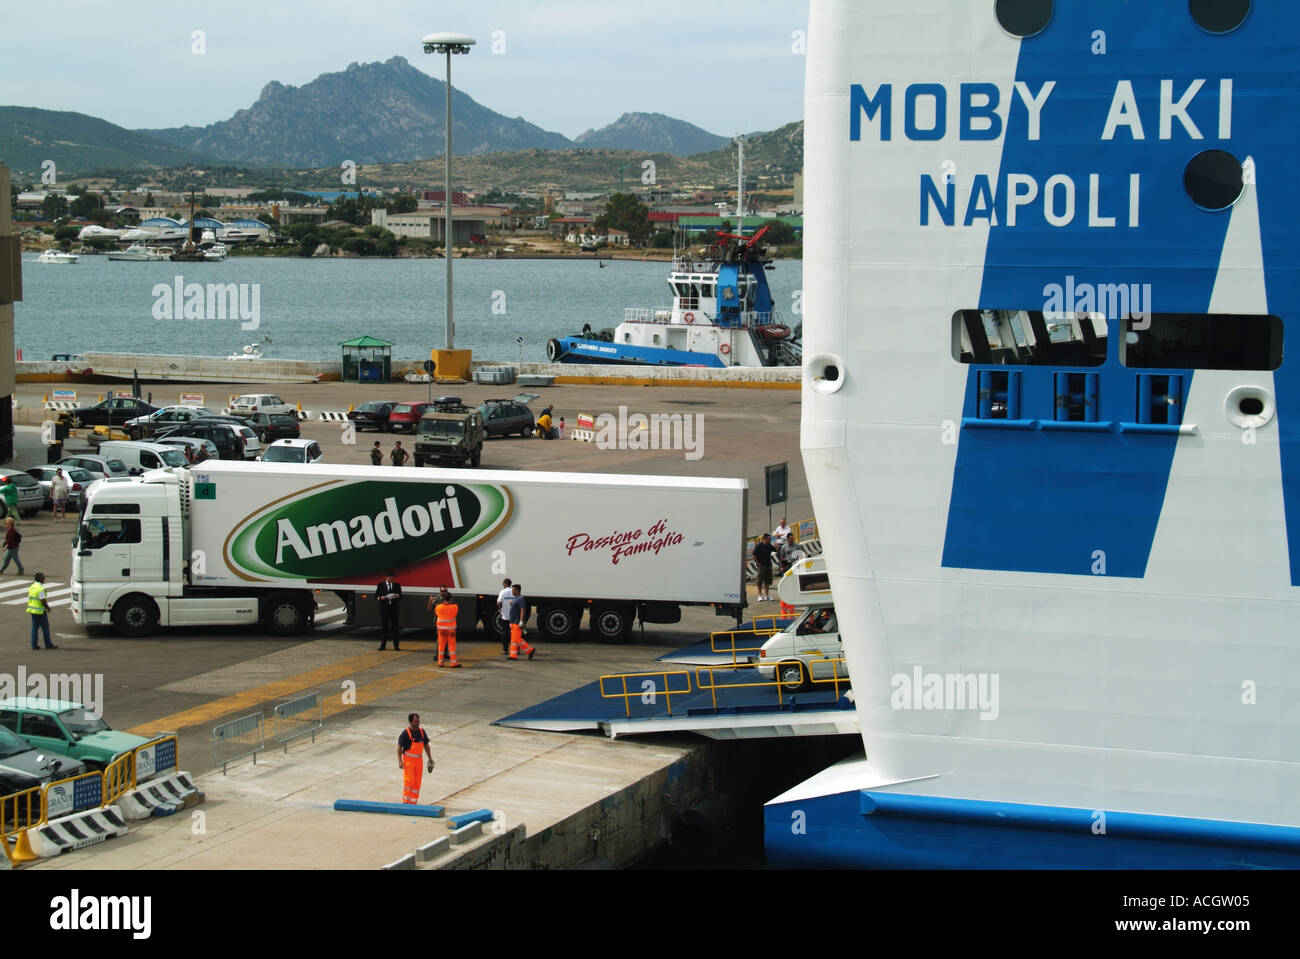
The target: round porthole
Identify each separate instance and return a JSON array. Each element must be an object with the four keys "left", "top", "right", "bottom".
[
  {"left": 1184, "top": 149, "right": 1245, "bottom": 211},
  {"left": 807, "top": 353, "right": 846, "bottom": 395},
  {"left": 995, "top": 0, "right": 1053, "bottom": 38},
  {"left": 1189, "top": 0, "right": 1251, "bottom": 35},
  {"left": 1224, "top": 385, "right": 1274, "bottom": 429}
]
